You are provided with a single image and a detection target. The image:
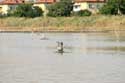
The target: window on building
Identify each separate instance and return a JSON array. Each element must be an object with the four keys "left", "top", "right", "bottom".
[
  {"left": 9, "top": 6, "right": 16, "bottom": 10},
  {"left": 10, "top": 6, "right": 13, "bottom": 10},
  {"left": 96, "top": 4, "right": 103, "bottom": 9},
  {"left": 89, "top": 4, "right": 95, "bottom": 9},
  {"left": 74, "top": 5, "right": 80, "bottom": 9}
]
